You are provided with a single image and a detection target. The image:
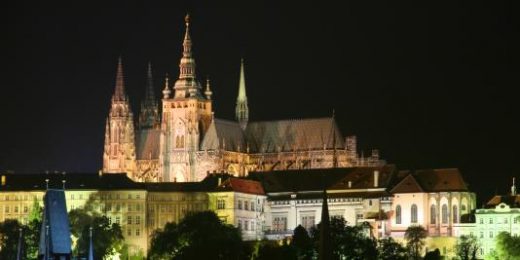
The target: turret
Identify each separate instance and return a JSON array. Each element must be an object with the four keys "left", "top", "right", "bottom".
[{"left": 138, "top": 62, "right": 160, "bottom": 129}]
